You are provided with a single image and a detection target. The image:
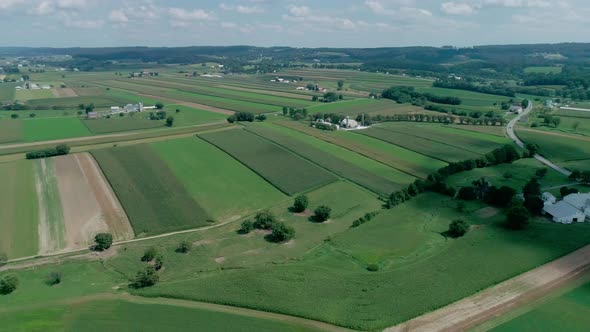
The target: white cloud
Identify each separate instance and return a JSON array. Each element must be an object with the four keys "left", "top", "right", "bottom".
[
  {"left": 219, "top": 3, "right": 264, "bottom": 14},
  {"left": 441, "top": 2, "right": 477, "bottom": 15},
  {"left": 109, "top": 9, "right": 129, "bottom": 23},
  {"left": 0, "top": 0, "right": 25, "bottom": 10},
  {"left": 169, "top": 8, "right": 215, "bottom": 21},
  {"left": 288, "top": 5, "right": 310, "bottom": 17},
  {"left": 65, "top": 18, "right": 103, "bottom": 29},
  {"left": 483, "top": 0, "right": 552, "bottom": 8}
]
